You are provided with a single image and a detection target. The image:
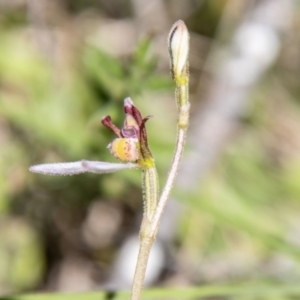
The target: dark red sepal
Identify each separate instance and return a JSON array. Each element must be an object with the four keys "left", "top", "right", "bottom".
[{"left": 101, "top": 116, "right": 122, "bottom": 138}]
